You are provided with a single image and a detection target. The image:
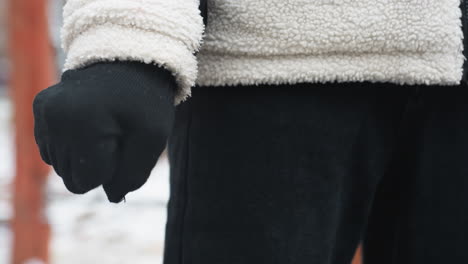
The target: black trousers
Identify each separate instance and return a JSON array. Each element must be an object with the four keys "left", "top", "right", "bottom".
[{"left": 164, "top": 82, "right": 468, "bottom": 264}]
